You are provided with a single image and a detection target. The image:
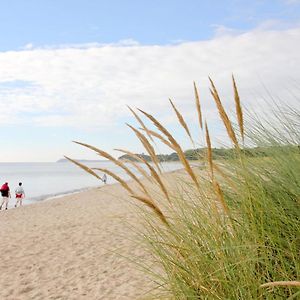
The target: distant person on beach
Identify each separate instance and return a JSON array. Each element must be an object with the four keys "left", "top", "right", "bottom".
[
  {"left": 102, "top": 173, "right": 107, "bottom": 184},
  {"left": 0, "top": 182, "right": 11, "bottom": 210},
  {"left": 15, "top": 182, "right": 25, "bottom": 207}
]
